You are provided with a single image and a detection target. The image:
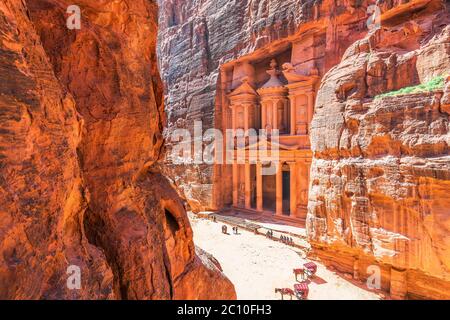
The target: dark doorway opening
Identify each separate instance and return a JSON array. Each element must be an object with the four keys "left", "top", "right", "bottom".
[
  {"left": 251, "top": 164, "right": 257, "bottom": 209},
  {"left": 282, "top": 170, "right": 290, "bottom": 216},
  {"left": 263, "top": 174, "right": 276, "bottom": 212}
]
